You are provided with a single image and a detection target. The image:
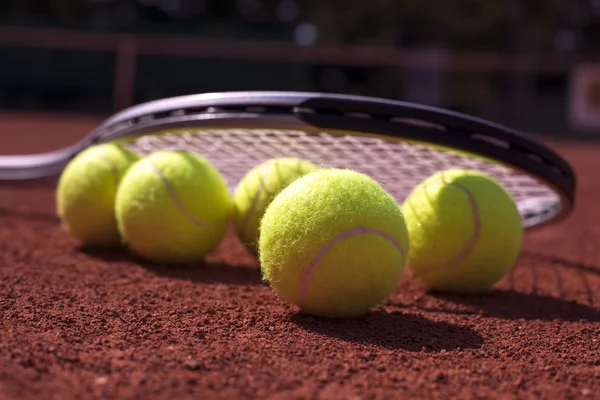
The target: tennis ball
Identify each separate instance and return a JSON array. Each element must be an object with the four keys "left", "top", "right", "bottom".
[
  {"left": 259, "top": 168, "right": 410, "bottom": 318},
  {"left": 56, "top": 143, "right": 140, "bottom": 247},
  {"left": 232, "top": 157, "right": 319, "bottom": 253},
  {"left": 115, "top": 150, "right": 231, "bottom": 263},
  {"left": 401, "top": 168, "right": 523, "bottom": 293}
]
